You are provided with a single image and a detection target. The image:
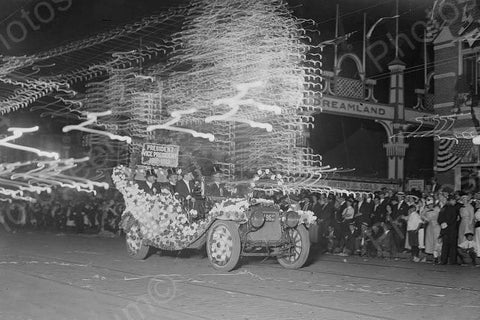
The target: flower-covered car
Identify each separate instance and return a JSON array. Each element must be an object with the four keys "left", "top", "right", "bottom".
[{"left": 112, "top": 166, "right": 316, "bottom": 271}]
